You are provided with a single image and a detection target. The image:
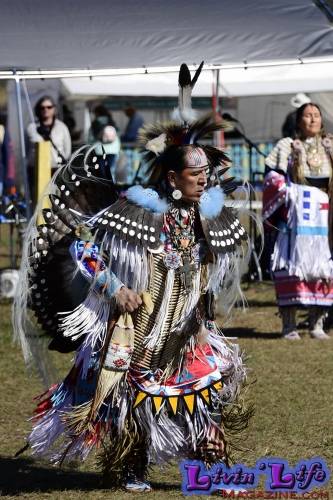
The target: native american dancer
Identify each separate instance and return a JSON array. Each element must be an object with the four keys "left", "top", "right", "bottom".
[
  {"left": 14, "top": 63, "right": 251, "bottom": 492},
  {"left": 263, "top": 102, "right": 333, "bottom": 340}
]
